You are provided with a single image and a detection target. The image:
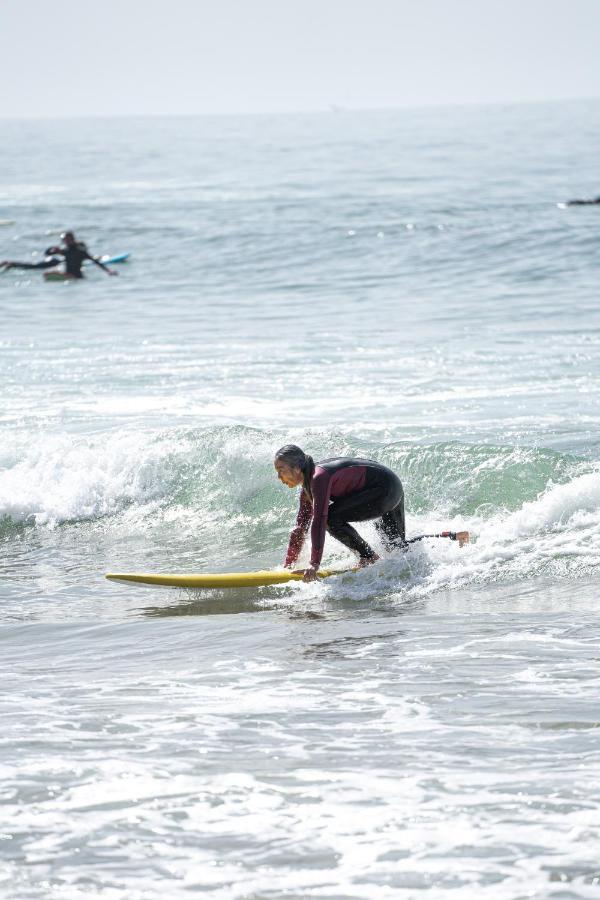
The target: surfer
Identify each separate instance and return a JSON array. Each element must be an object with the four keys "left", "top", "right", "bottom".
[
  {"left": 45, "top": 231, "right": 118, "bottom": 279},
  {"left": 1, "top": 231, "right": 118, "bottom": 278},
  {"left": 565, "top": 196, "right": 600, "bottom": 206},
  {"left": 275, "top": 445, "right": 408, "bottom": 582}
]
